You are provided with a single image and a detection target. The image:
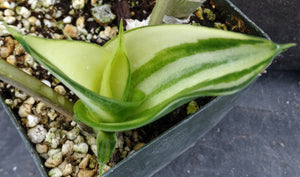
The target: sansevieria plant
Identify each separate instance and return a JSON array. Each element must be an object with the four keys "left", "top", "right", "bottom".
[{"left": 4, "top": 22, "right": 295, "bottom": 176}]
